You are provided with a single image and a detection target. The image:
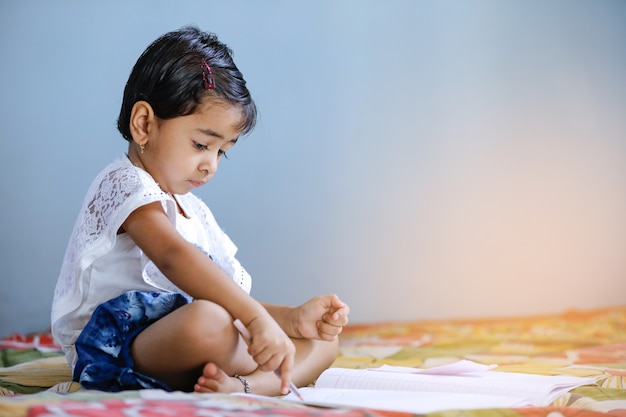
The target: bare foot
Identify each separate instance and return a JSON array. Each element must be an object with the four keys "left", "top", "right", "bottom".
[{"left": 194, "top": 362, "right": 247, "bottom": 393}]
